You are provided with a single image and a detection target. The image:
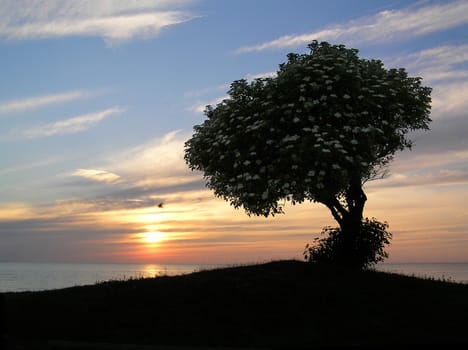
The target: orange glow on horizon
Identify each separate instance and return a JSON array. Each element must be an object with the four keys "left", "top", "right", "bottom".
[{"left": 27, "top": 183, "right": 467, "bottom": 264}]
